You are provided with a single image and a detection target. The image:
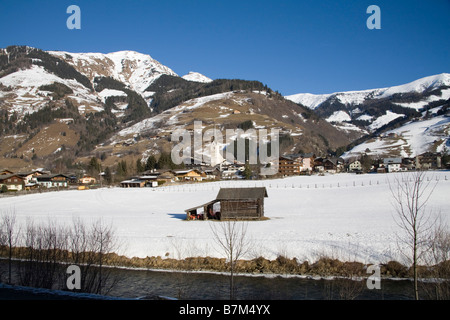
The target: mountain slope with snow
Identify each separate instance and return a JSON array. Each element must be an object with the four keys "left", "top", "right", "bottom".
[
  {"left": 1, "top": 45, "right": 448, "bottom": 171},
  {"left": 286, "top": 73, "right": 450, "bottom": 150},
  {"left": 343, "top": 114, "right": 450, "bottom": 159},
  {"left": 48, "top": 50, "right": 178, "bottom": 95},
  {"left": 0, "top": 63, "right": 102, "bottom": 117},
  {"left": 97, "top": 89, "right": 352, "bottom": 166},
  {"left": 286, "top": 73, "right": 450, "bottom": 110},
  {"left": 182, "top": 71, "right": 213, "bottom": 83}
]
